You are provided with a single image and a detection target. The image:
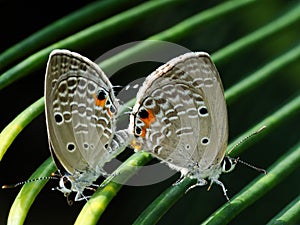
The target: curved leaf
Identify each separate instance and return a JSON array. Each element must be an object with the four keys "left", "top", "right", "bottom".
[
  {"left": 202, "top": 142, "right": 300, "bottom": 224},
  {"left": 0, "top": 0, "right": 181, "bottom": 90},
  {"left": 266, "top": 195, "right": 300, "bottom": 225},
  {"left": 0, "top": 97, "right": 44, "bottom": 161},
  {"left": 0, "top": 0, "right": 137, "bottom": 71}
]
